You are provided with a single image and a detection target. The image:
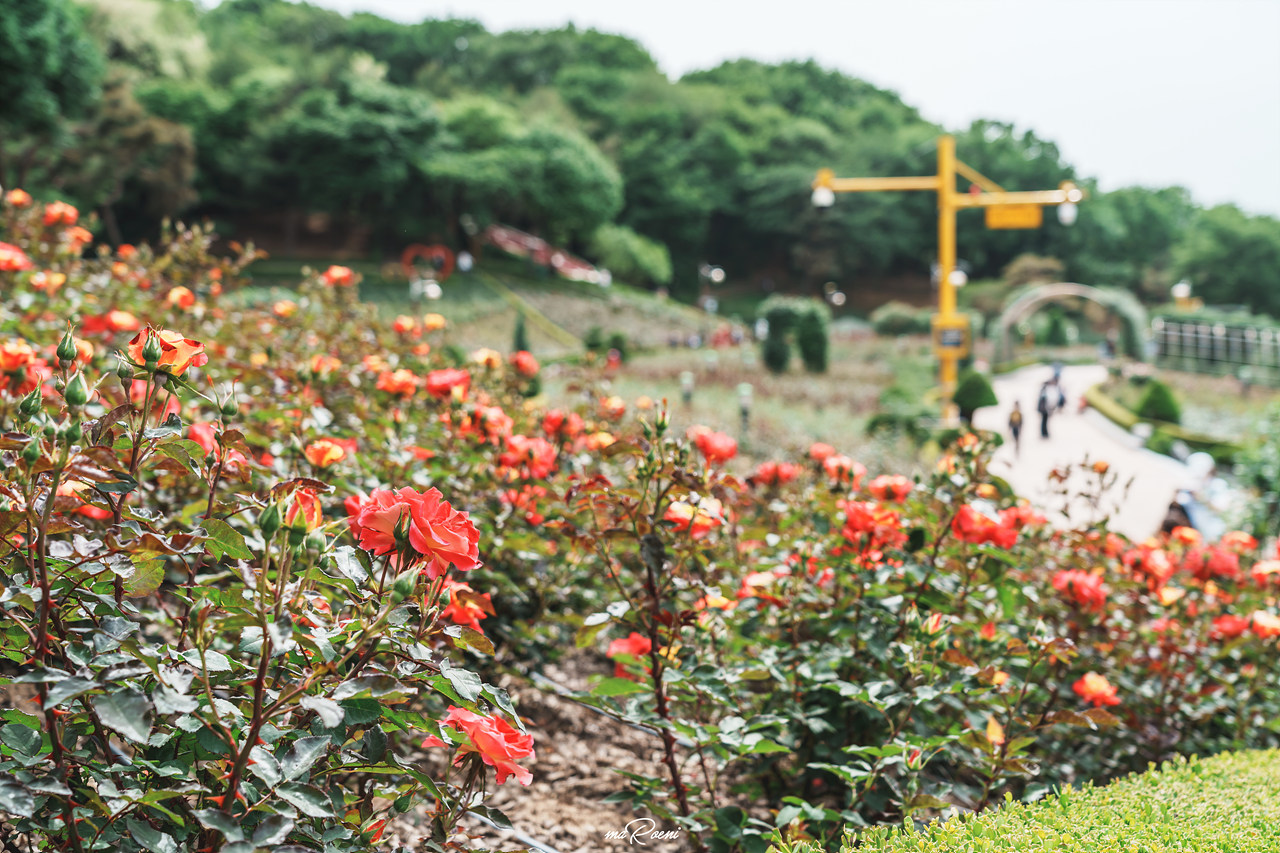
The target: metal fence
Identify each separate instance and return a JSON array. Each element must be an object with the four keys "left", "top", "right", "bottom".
[{"left": 1152, "top": 318, "right": 1280, "bottom": 385}]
